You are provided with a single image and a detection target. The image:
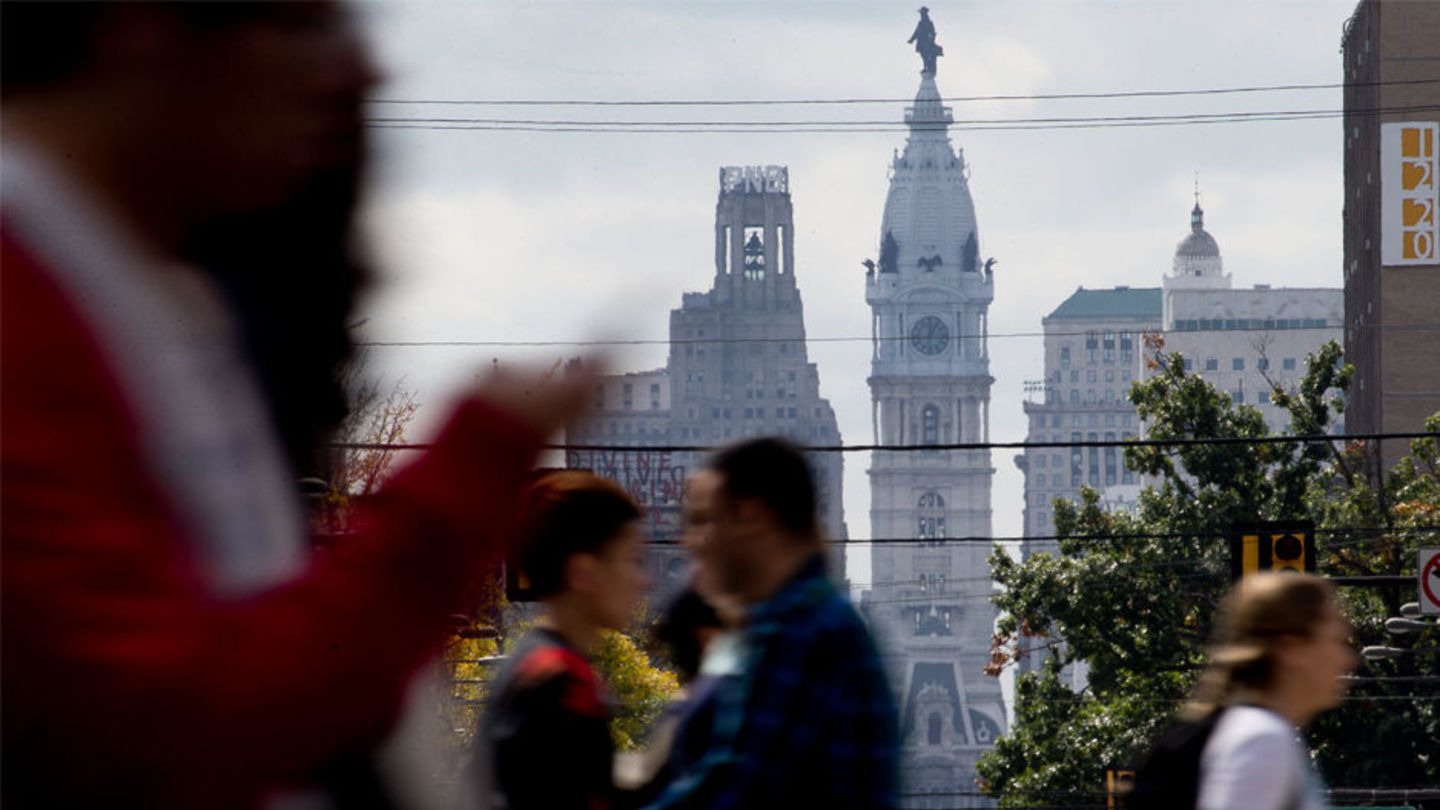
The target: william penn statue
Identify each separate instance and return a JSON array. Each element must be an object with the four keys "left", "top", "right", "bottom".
[{"left": 908, "top": 7, "right": 943, "bottom": 76}]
